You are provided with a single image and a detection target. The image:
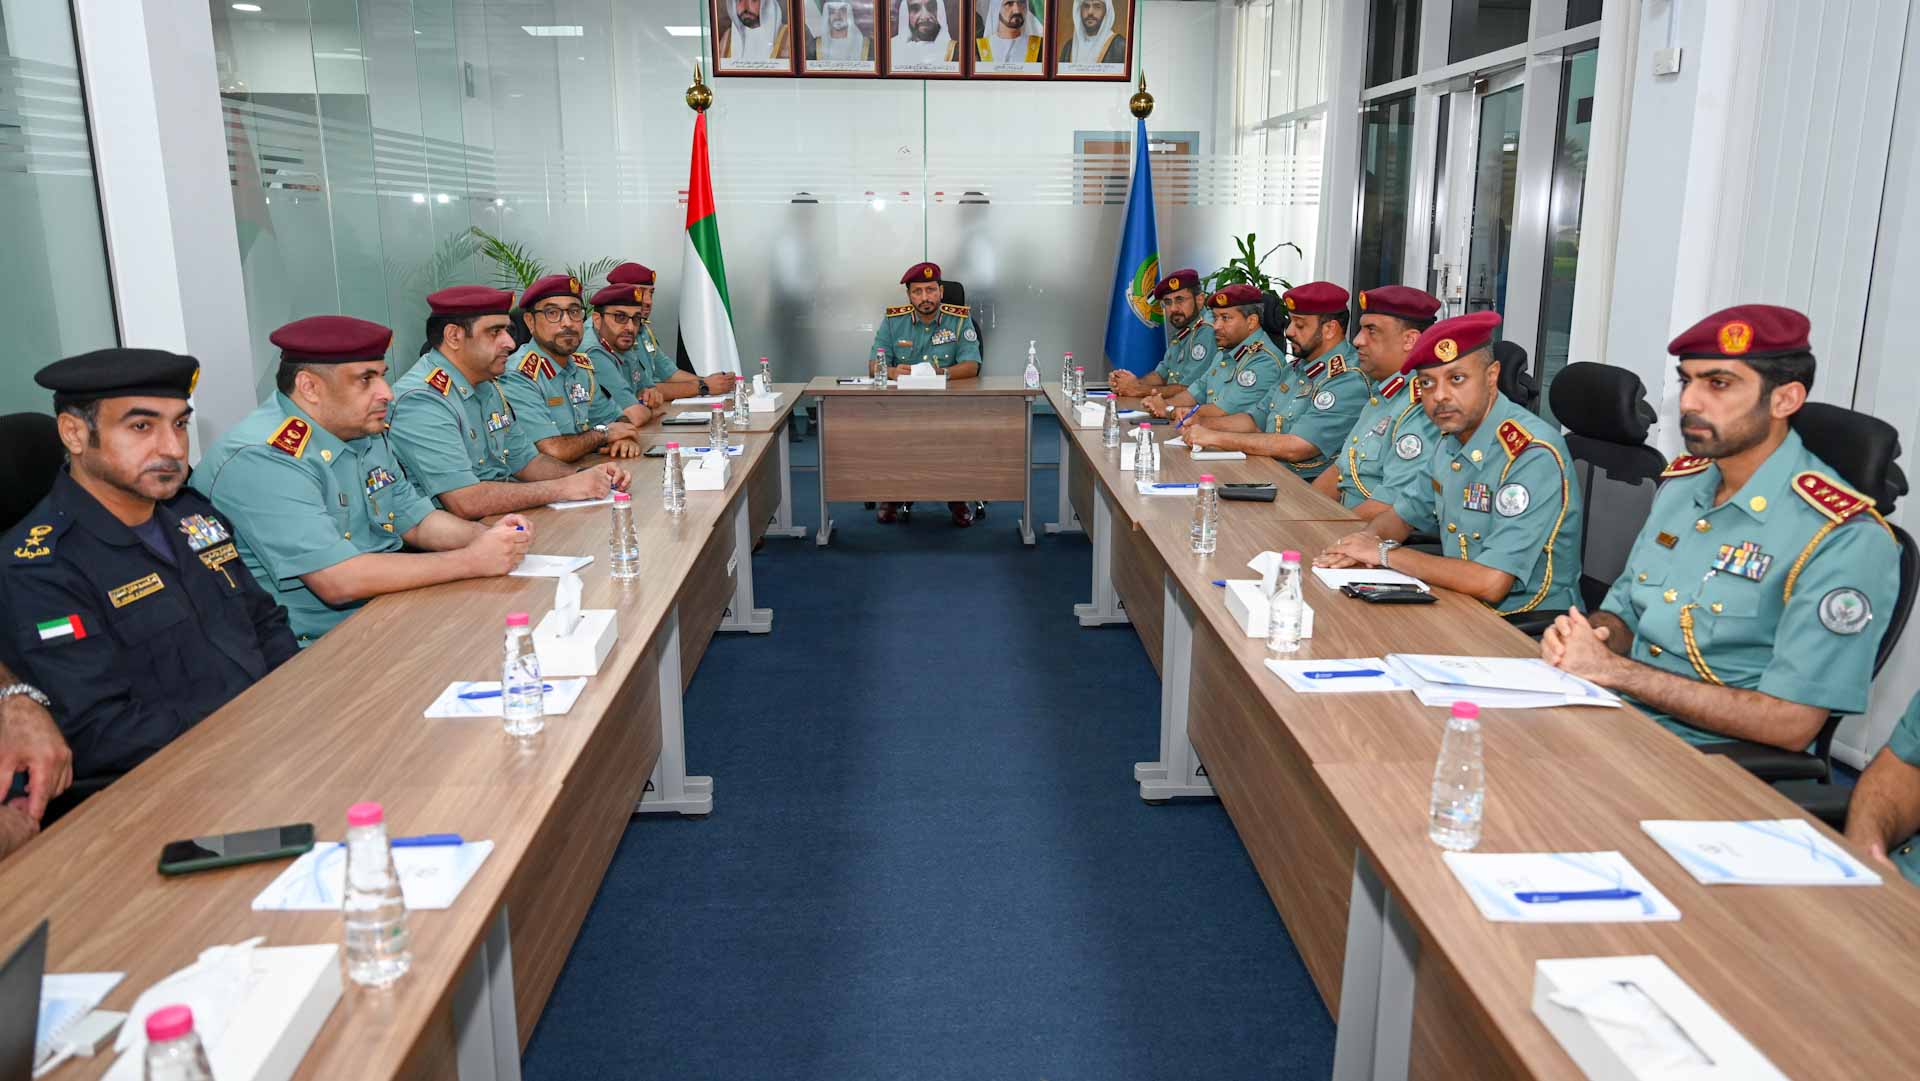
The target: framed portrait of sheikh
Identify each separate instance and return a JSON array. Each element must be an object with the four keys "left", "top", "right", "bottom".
[
  {"left": 881, "top": 0, "right": 964, "bottom": 78},
  {"left": 712, "top": 0, "right": 800, "bottom": 76},
  {"left": 971, "top": 0, "right": 1048, "bottom": 79},
  {"left": 1051, "top": 0, "right": 1131, "bottom": 80},
  {"left": 798, "top": 0, "right": 882, "bottom": 76}
]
